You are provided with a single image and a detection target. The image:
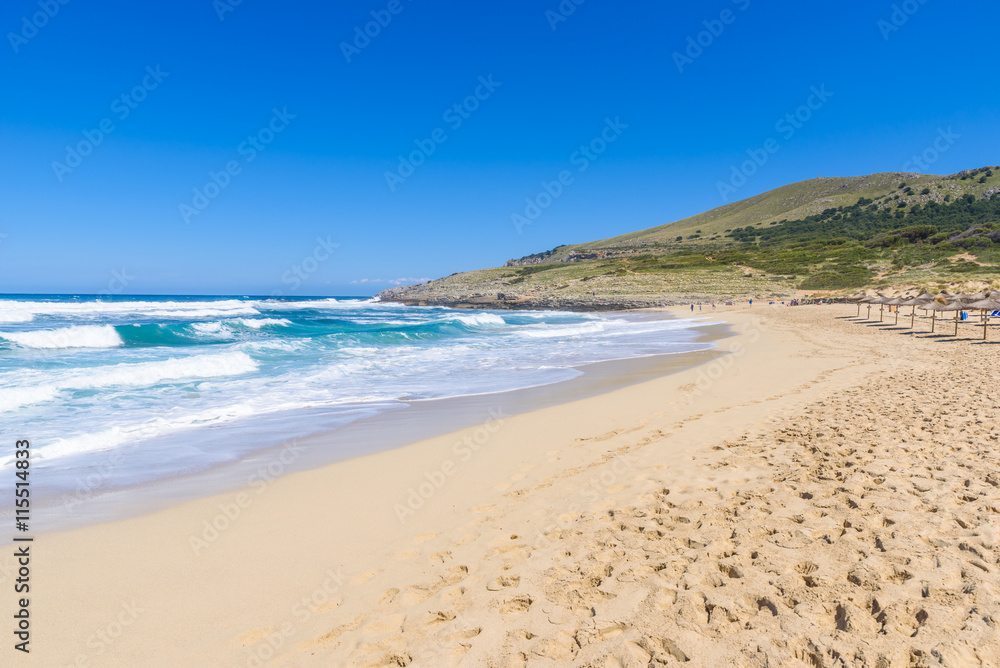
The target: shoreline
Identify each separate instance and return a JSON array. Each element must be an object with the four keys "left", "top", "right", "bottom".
[
  {"left": 16, "top": 313, "right": 729, "bottom": 536},
  {"left": 12, "top": 306, "right": 769, "bottom": 666},
  {"left": 19, "top": 304, "right": 1000, "bottom": 666}
]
